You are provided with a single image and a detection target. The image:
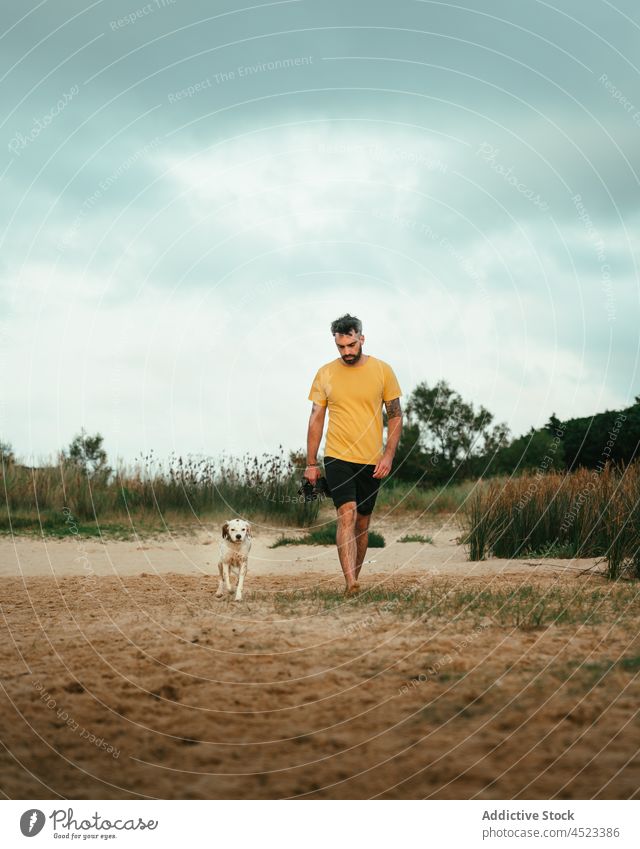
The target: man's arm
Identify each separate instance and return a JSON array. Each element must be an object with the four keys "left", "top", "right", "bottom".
[
  {"left": 373, "top": 397, "right": 403, "bottom": 479},
  {"left": 305, "top": 402, "right": 326, "bottom": 482}
]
